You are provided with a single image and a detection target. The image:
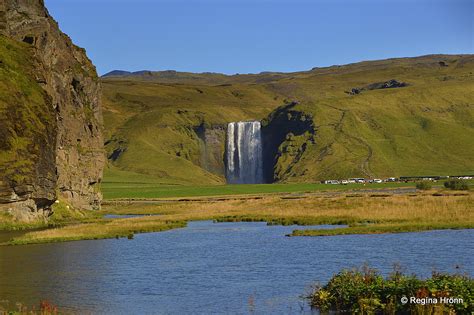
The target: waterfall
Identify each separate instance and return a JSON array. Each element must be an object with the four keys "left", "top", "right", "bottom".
[{"left": 226, "top": 121, "right": 264, "bottom": 184}]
